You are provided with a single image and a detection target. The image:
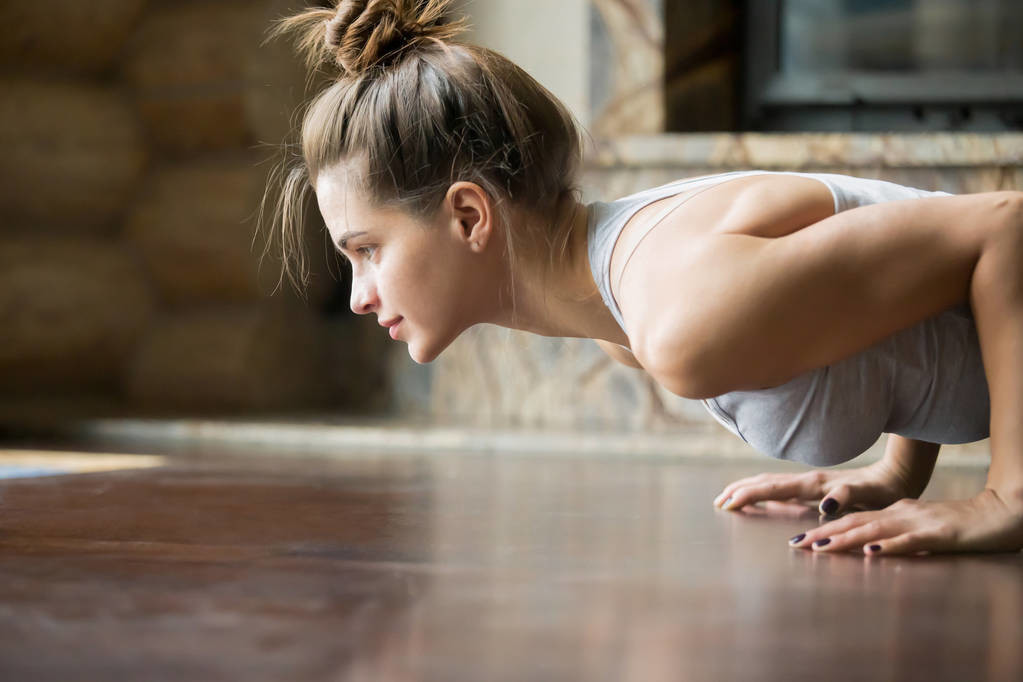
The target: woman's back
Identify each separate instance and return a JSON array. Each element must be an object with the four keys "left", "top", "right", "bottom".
[{"left": 587, "top": 171, "right": 990, "bottom": 465}]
